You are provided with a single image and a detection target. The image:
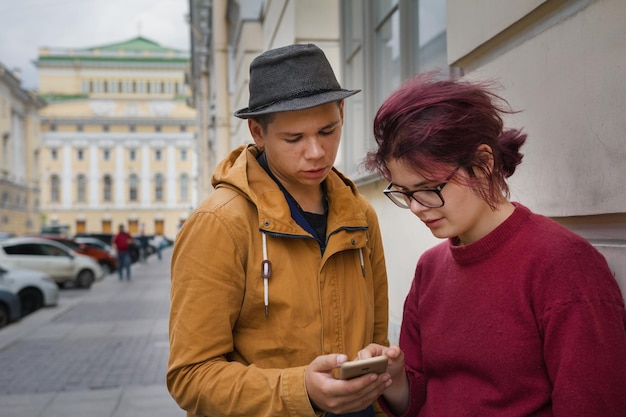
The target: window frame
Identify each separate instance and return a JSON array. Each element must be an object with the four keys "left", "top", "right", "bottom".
[{"left": 339, "top": 0, "right": 449, "bottom": 182}]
